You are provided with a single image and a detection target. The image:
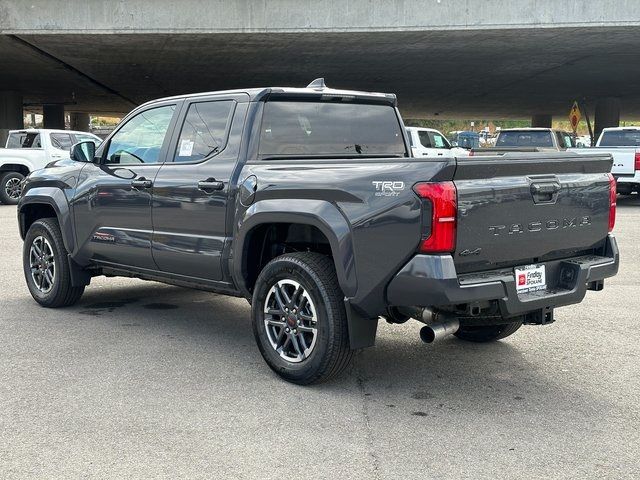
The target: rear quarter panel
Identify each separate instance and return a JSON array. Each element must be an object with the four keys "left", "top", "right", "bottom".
[{"left": 233, "top": 158, "right": 455, "bottom": 317}]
